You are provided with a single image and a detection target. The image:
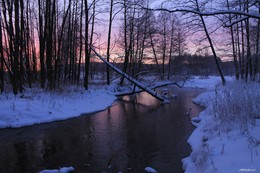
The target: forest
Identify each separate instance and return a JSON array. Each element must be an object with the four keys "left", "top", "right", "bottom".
[{"left": 0, "top": 0, "right": 260, "bottom": 94}]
